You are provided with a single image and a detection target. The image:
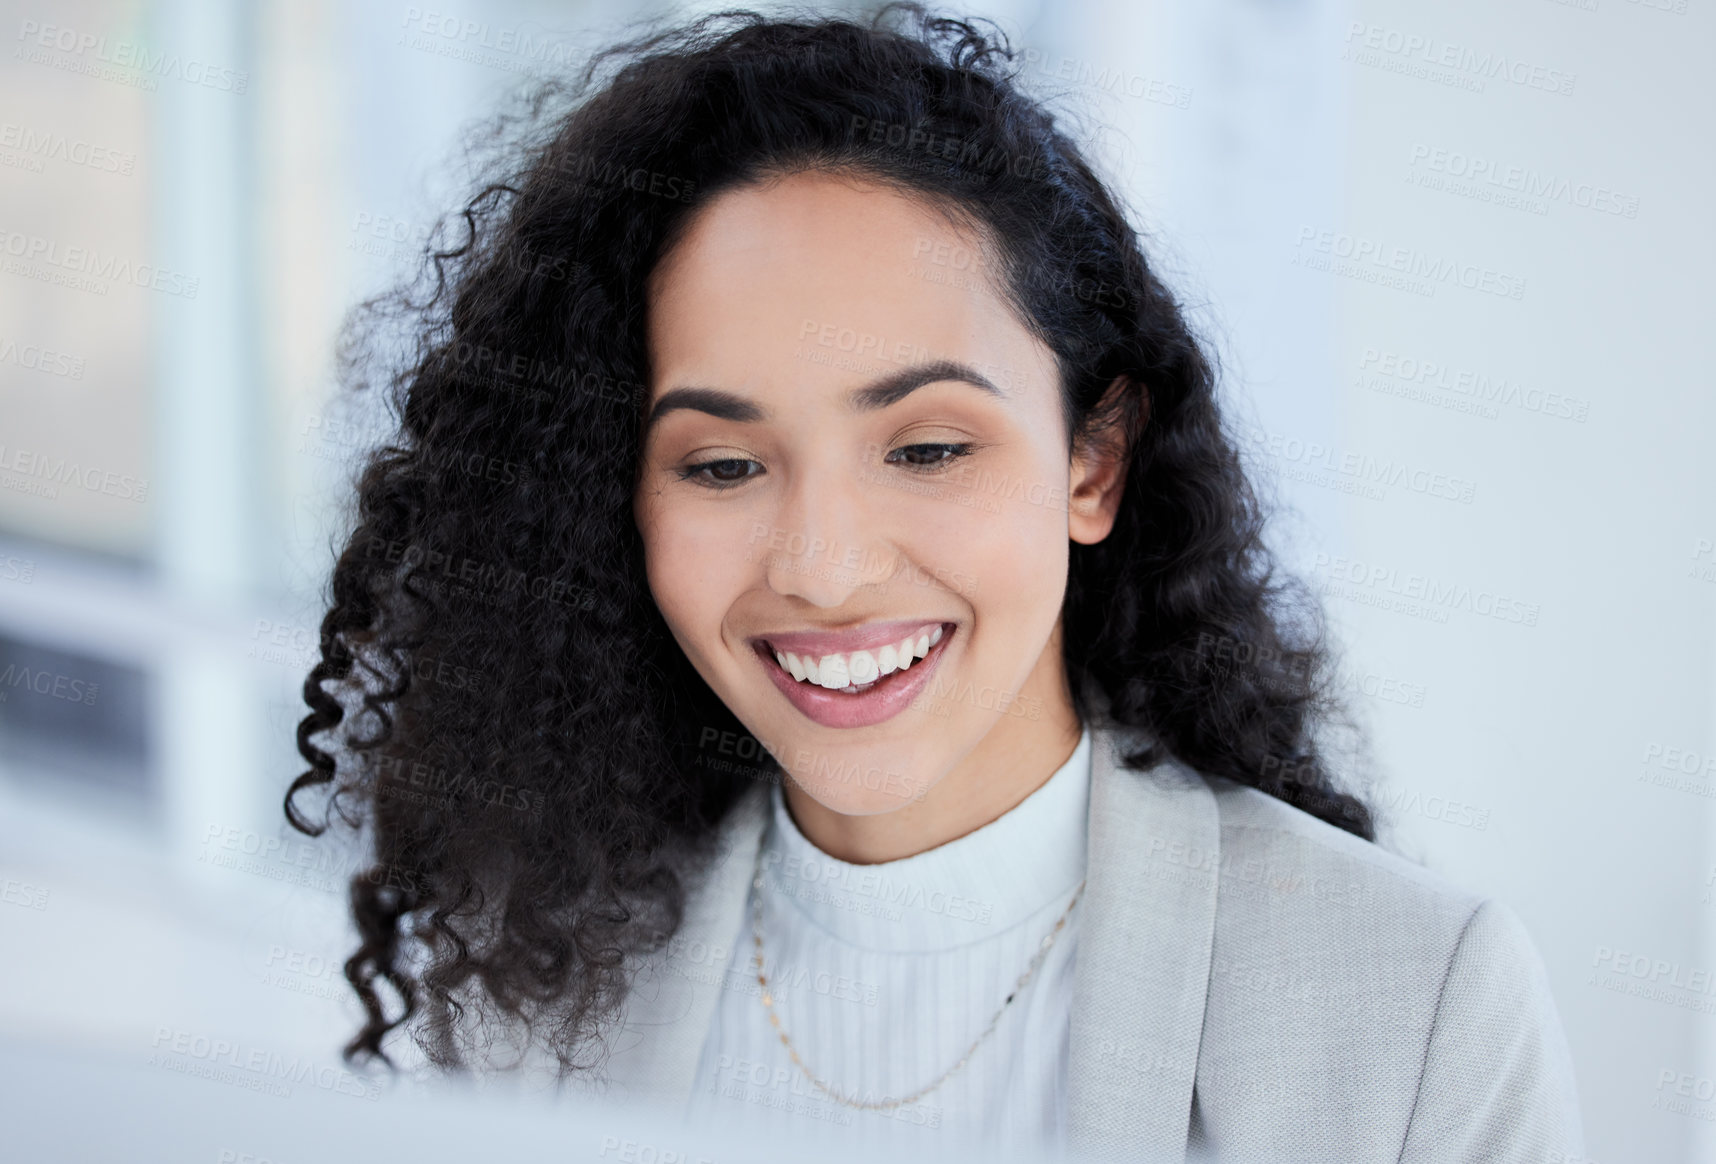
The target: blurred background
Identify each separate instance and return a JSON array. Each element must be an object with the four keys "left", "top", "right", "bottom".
[{"left": 0, "top": 0, "right": 1711, "bottom": 1160}]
